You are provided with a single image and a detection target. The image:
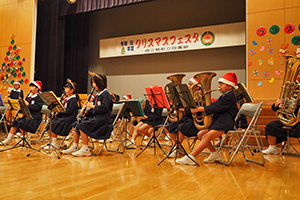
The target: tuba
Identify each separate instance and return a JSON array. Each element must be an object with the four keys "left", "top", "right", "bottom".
[
  {"left": 192, "top": 72, "right": 219, "bottom": 130},
  {"left": 276, "top": 48, "right": 300, "bottom": 126},
  {"left": 164, "top": 74, "right": 186, "bottom": 122}
]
